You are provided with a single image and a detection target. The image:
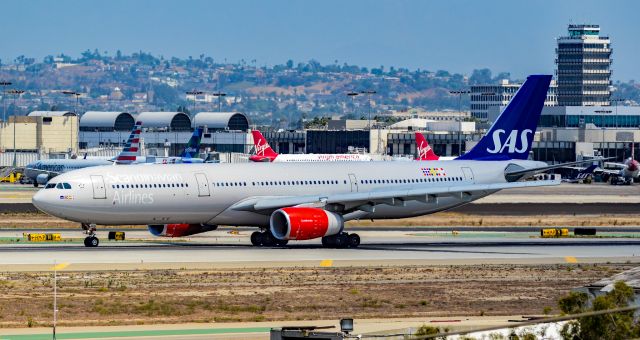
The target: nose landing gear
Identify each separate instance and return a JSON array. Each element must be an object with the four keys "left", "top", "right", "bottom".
[{"left": 81, "top": 223, "right": 99, "bottom": 247}]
